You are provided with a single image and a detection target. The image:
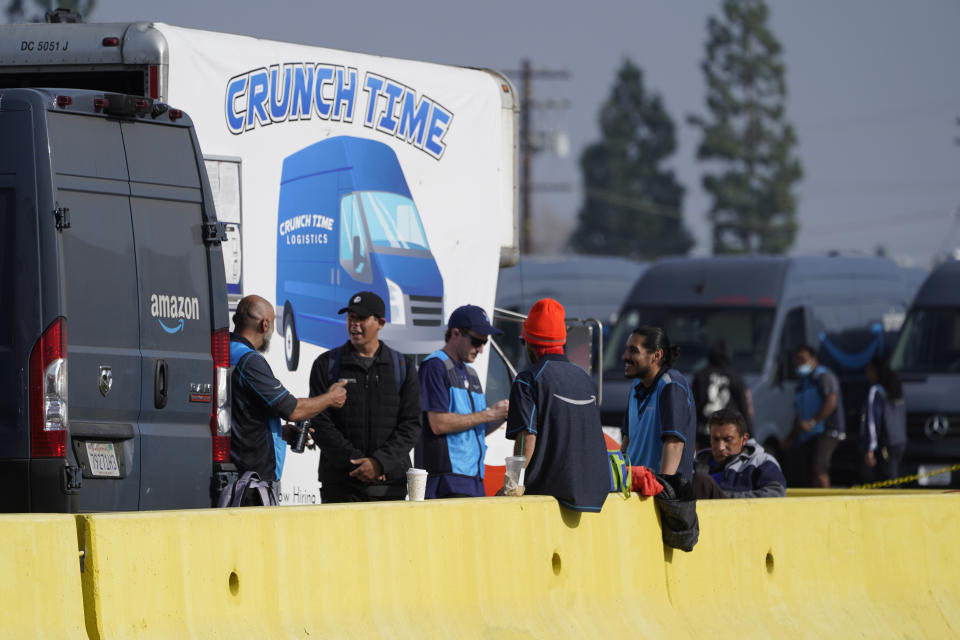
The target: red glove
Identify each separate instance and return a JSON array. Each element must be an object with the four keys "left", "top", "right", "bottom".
[{"left": 630, "top": 465, "right": 663, "bottom": 496}]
